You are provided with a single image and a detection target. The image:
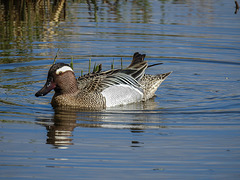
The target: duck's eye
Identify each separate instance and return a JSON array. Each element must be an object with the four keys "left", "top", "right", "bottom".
[
  {"left": 46, "top": 78, "right": 53, "bottom": 87},
  {"left": 47, "top": 81, "right": 51, "bottom": 87}
]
